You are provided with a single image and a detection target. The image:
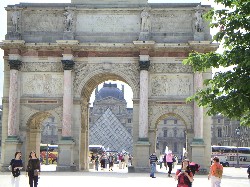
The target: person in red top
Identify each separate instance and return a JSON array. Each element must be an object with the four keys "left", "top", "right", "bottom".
[
  {"left": 175, "top": 159, "right": 194, "bottom": 187},
  {"left": 208, "top": 157, "right": 223, "bottom": 187}
]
